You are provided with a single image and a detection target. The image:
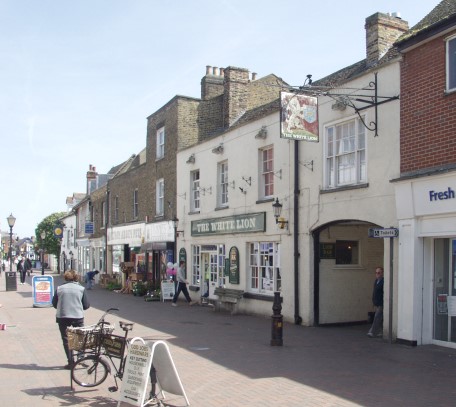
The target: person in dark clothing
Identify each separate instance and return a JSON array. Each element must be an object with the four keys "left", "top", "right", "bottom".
[
  {"left": 24, "top": 257, "right": 32, "bottom": 276},
  {"left": 52, "top": 270, "right": 90, "bottom": 369},
  {"left": 17, "top": 259, "right": 26, "bottom": 284},
  {"left": 367, "top": 267, "right": 384, "bottom": 338}
]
